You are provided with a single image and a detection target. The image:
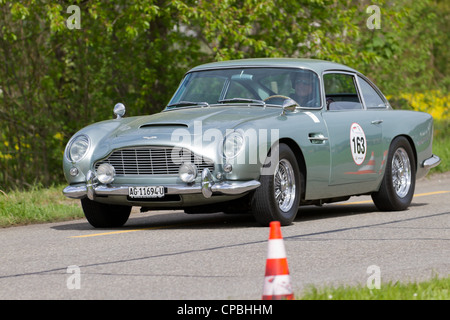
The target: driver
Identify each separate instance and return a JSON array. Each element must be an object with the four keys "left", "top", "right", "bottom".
[{"left": 290, "top": 72, "right": 317, "bottom": 107}]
